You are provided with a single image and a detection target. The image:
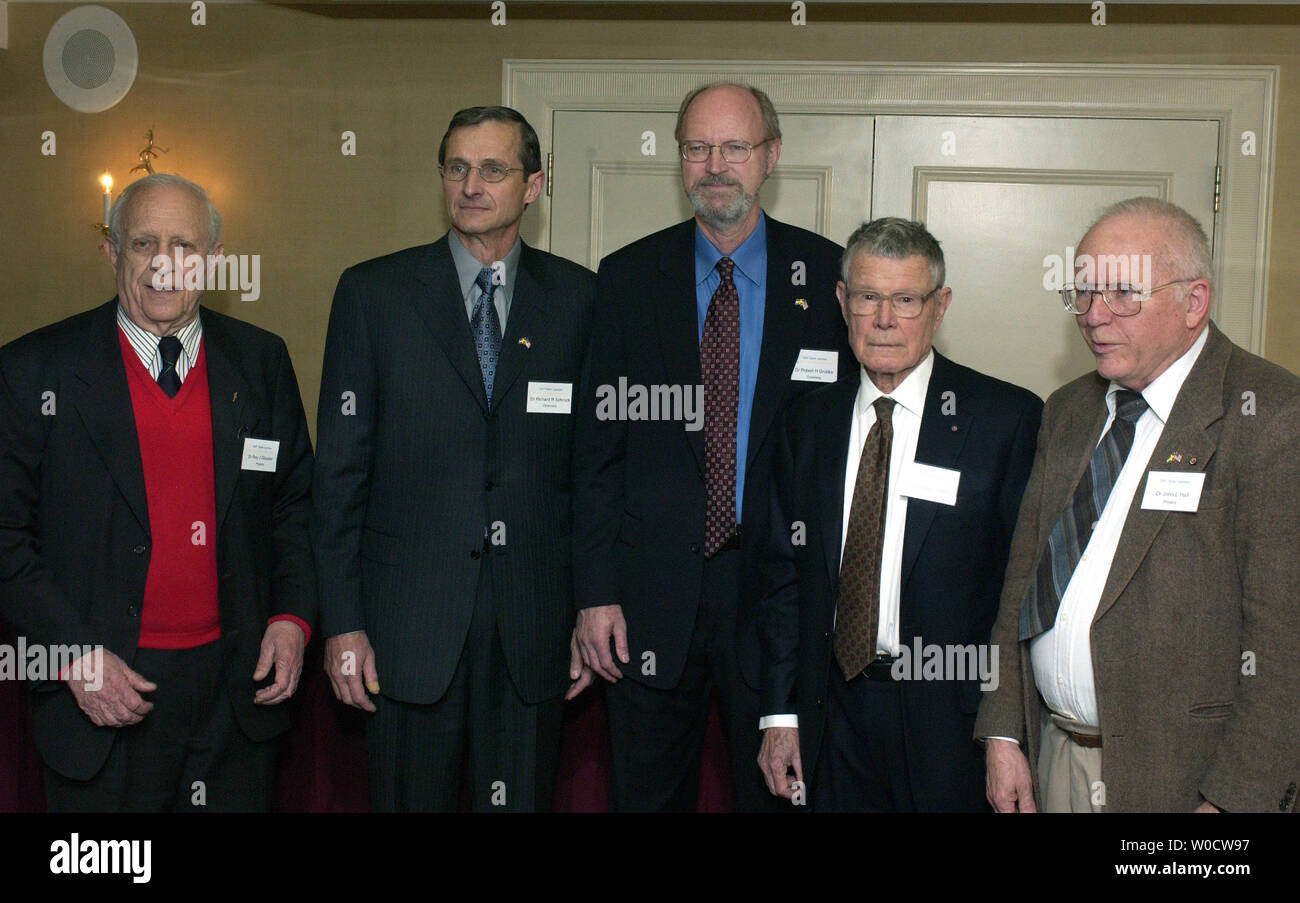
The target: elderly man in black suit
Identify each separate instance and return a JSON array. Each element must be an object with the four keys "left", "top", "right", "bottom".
[
  {"left": 758, "top": 218, "right": 1041, "bottom": 811},
  {"left": 314, "top": 106, "right": 596, "bottom": 811},
  {"left": 570, "top": 83, "right": 853, "bottom": 811},
  {"left": 0, "top": 173, "right": 316, "bottom": 811}
]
